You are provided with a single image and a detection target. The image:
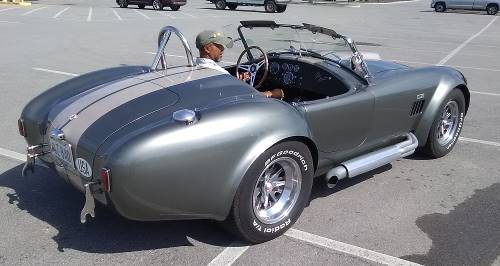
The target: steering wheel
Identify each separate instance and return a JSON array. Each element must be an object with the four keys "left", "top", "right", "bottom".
[{"left": 236, "top": 46, "right": 269, "bottom": 89}]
